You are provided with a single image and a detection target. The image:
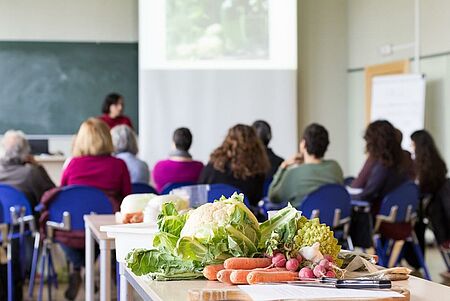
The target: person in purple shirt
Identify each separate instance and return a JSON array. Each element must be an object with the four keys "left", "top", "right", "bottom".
[{"left": 152, "top": 127, "right": 204, "bottom": 192}]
